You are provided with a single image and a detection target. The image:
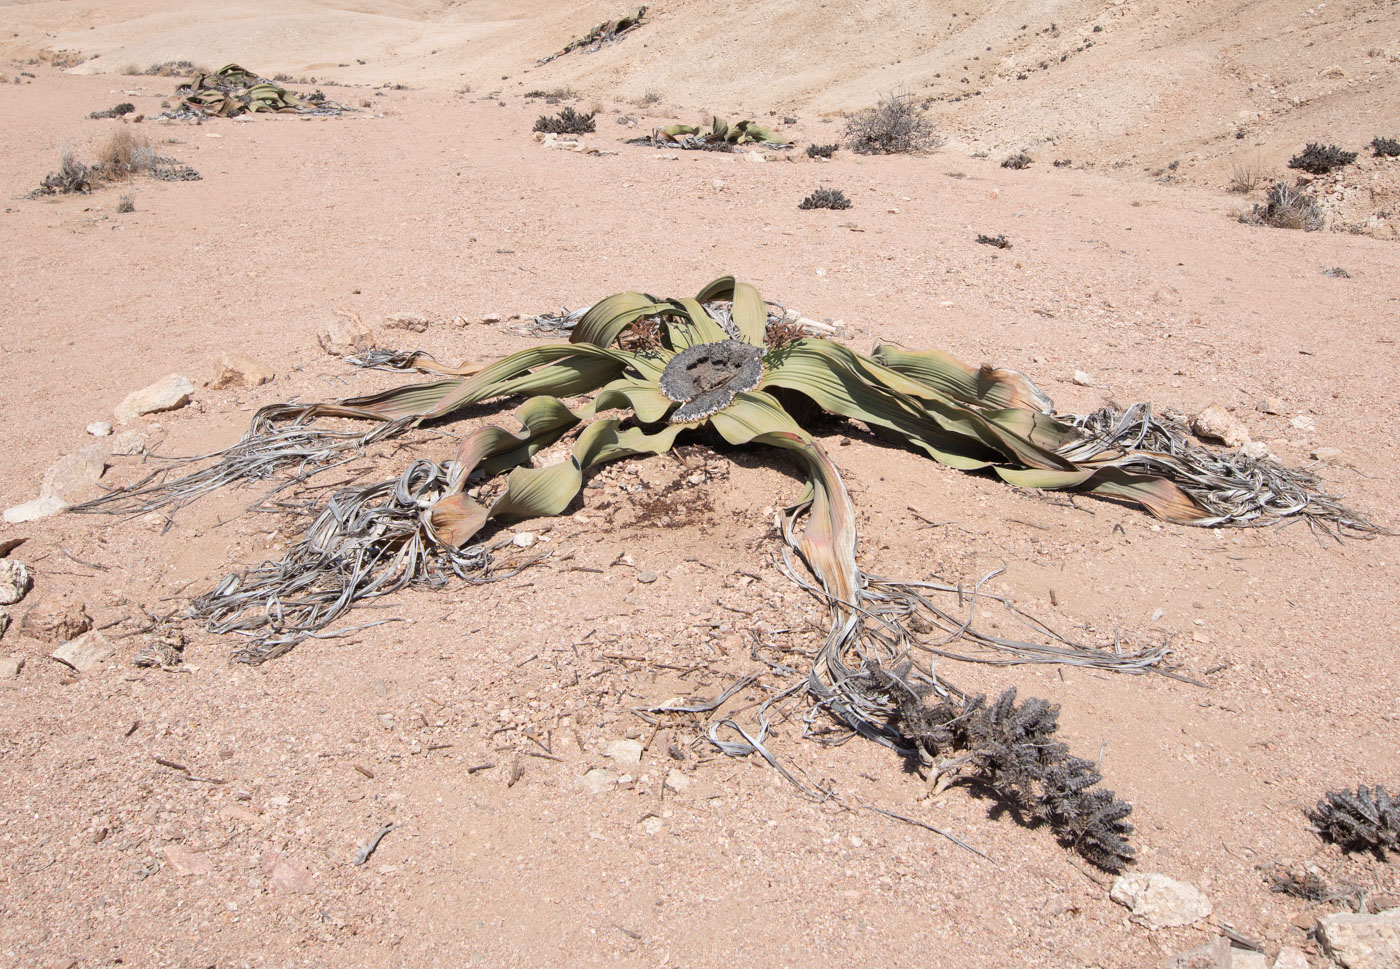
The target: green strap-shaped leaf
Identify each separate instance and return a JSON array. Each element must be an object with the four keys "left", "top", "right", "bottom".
[
  {"left": 872, "top": 345, "right": 1054, "bottom": 413},
  {"left": 665, "top": 298, "right": 730, "bottom": 349},
  {"left": 570, "top": 292, "right": 669, "bottom": 348},
  {"left": 707, "top": 390, "right": 807, "bottom": 445},
  {"left": 593, "top": 376, "right": 675, "bottom": 423},
  {"left": 694, "top": 276, "right": 767, "bottom": 346}
]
